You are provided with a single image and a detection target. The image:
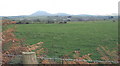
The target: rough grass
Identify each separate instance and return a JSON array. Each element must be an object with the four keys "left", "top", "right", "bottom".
[{"left": 14, "top": 20, "right": 118, "bottom": 60}]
